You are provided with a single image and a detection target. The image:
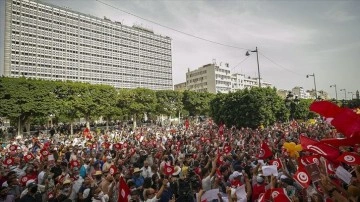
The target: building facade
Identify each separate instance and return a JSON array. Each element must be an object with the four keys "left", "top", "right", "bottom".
[
  {"left": 231, "top": 73, "right": 272, "bottom": 92},
  {"left": 186, "top": 63, "right": 232, "bottom": 93},
  {"left": 174, "top": 82, "right": 186, "bottom": 91},
  {"left": 3, "top": 0, "right": 173, "bottom": 90},
  {"left": 292, "top": 86, "right": 311, "bottom": 99}
]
